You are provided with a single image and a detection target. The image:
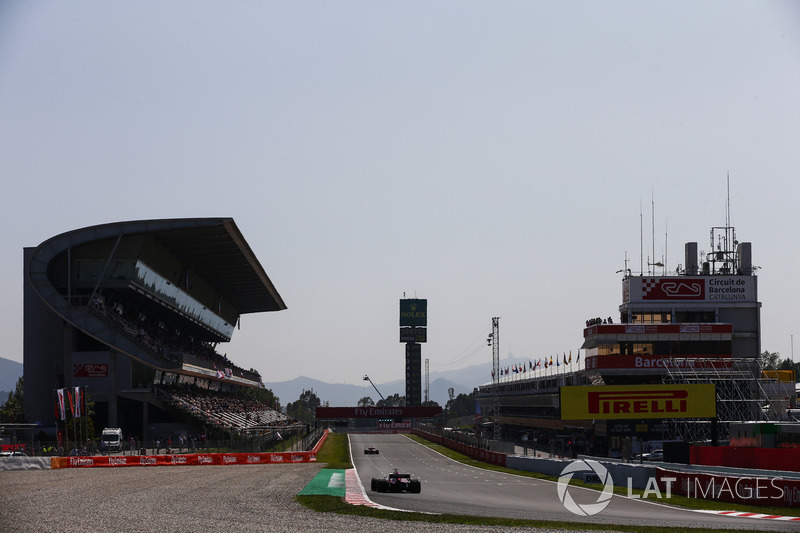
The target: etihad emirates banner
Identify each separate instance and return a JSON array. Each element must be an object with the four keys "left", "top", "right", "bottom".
[
  {"left": 316, "top": 406, "right": 442, "bottom": 419},
  {"left": 624, "top": 276, "right": 756, "bottom": 303},
  {"left": 560, "top": 384, "right": 716, "bottom": 420},
  {"left": 51, "top": 451, "right": 317, "bottom": 469}
]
